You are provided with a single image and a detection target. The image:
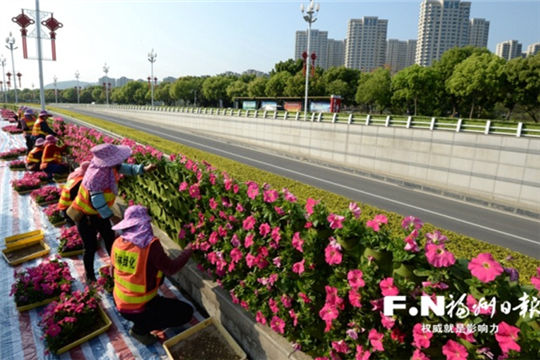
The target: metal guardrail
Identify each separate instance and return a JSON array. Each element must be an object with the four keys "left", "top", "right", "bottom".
[{"left": 84, "top": 104, "right": 540, "bottom": 138}]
